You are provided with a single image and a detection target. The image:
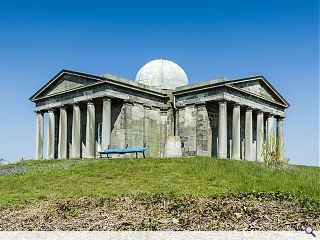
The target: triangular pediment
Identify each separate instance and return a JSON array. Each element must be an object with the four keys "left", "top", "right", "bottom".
[
  {"left": 30, "top": 70, "right": 106, "bottom": 101},
  {"left": 44, "top": 74, "right": 98, "bottom": 95},
  {"left": 227, "top": 77, "right": 289, "bottom": 107}
]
